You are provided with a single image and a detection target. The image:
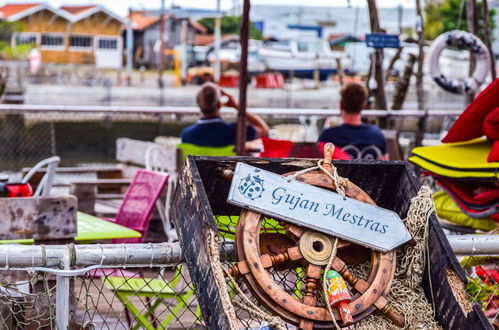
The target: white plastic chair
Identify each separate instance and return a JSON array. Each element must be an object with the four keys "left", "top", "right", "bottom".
[
  {"left": 145, "top": 145, "right": 178, "bottom": 242},
  {"left": 21, "top": 156, "right": 60, "bottom": 196}
]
